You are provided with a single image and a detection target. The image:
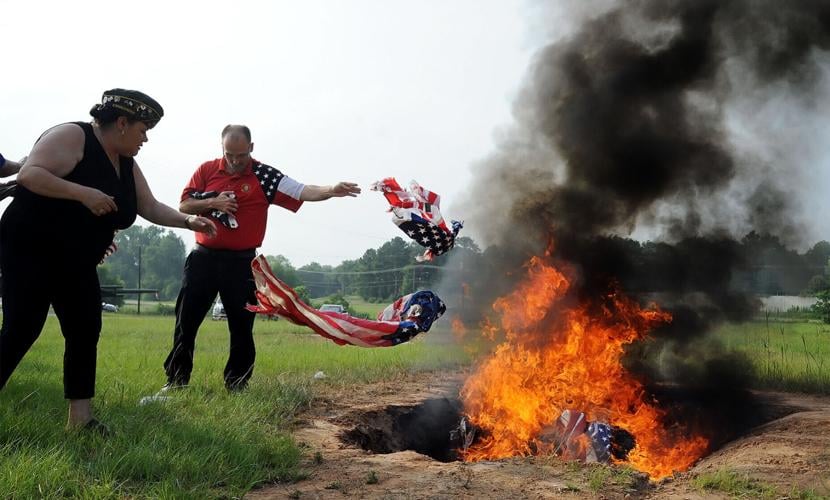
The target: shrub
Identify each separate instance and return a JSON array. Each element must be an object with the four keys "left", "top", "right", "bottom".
[
  {"left": 155, "top": 303, "right": 176, "bottom": 316},
  {"left": 811, "top": 290, "right": 830, "bottom": 323}
]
